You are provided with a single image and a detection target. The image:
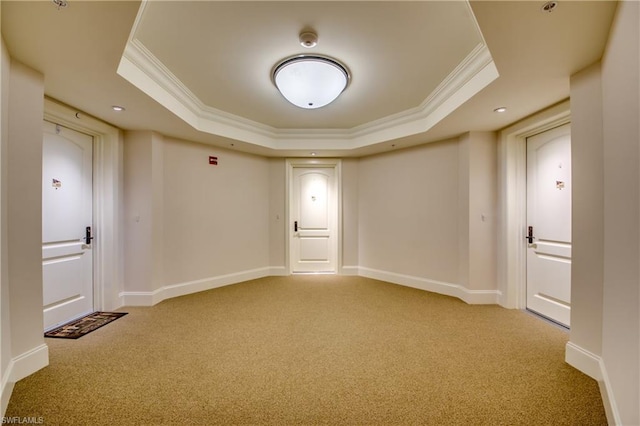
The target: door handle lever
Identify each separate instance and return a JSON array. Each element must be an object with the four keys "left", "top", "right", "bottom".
[
  {"left": 526, "top": 226, "right": 535, "bottom": 244},
  {"left": 85, "top": 226, "right": 94, "bottom": 245}
]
